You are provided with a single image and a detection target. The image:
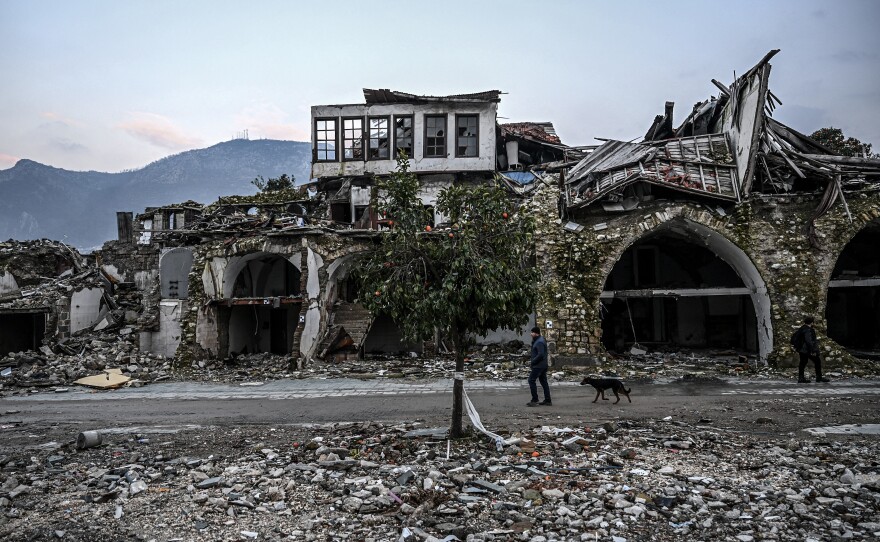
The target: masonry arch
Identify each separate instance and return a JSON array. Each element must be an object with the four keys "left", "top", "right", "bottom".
[
  {"left": 825, "top": 219, "right": 880, "bottom": 354},
  {"left": 159, "top": 248, "right": 193, "bottom": 299},
  {"left": 222, "top": 252, "right": 302, "bottom": 356},
  {"left": 599, "top": 218, "right": 772, "bottom": 359}
]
